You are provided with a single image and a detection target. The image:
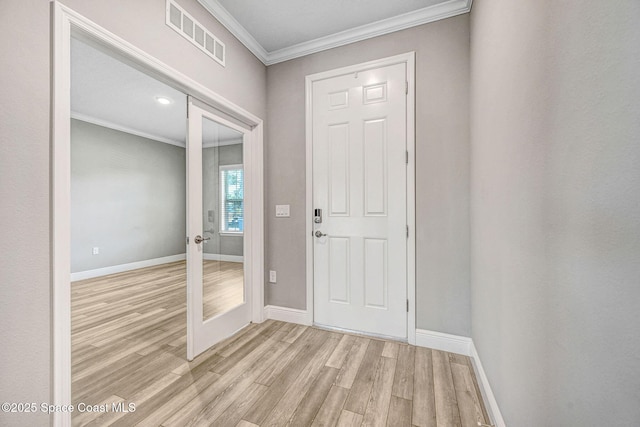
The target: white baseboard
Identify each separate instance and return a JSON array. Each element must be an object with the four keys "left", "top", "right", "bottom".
[
  {"left": 263, "top": 305, "right": 311, "bottom": 325},
  {"left": 70, "top": 253, "right": 186, "bottom": 281},
  {"left": 415, "top": 329, "right": 473, "bottom": 356},
  {"left": 203, "top": 253, "right": 244, "bottom": 262},
  {"left": 470, "top": 343, "right": 506, "bottom": 427}
]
